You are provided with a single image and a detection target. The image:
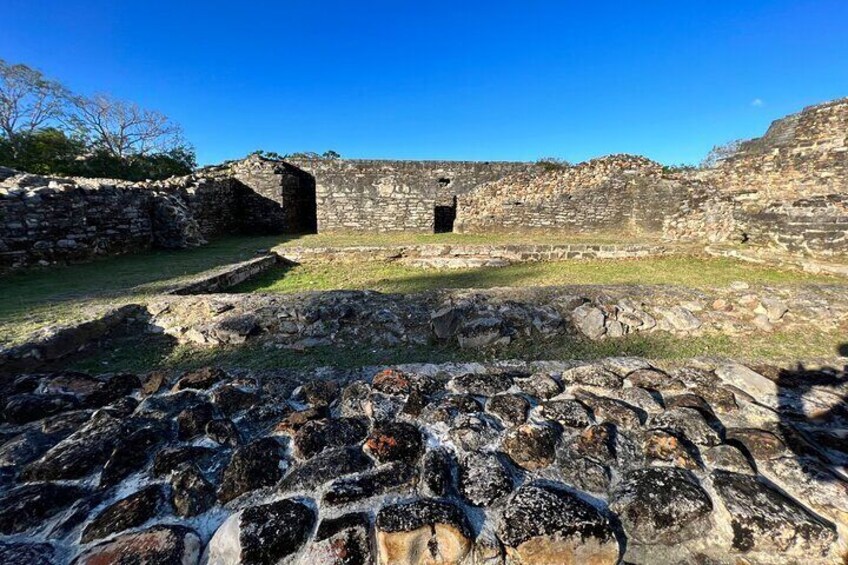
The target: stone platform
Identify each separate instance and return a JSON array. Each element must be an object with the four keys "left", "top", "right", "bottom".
[
  {"left": 275, "top": 242, "right": 677, "bottom": 269},
  {"left": 1, "top": 358, "right": 846, "bottom": 563}
]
